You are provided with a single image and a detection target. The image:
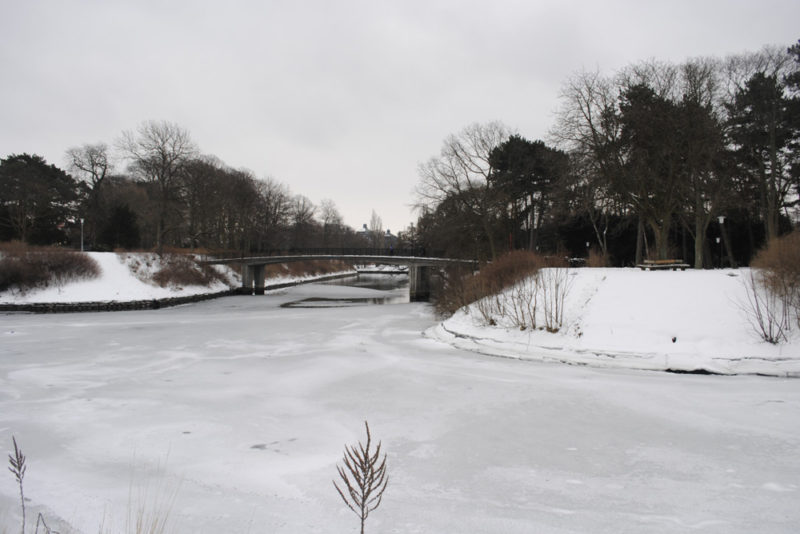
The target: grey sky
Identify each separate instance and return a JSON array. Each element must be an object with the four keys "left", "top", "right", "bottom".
[{"left": 1, "top": 0, "right": 798, "bottom": 233}]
